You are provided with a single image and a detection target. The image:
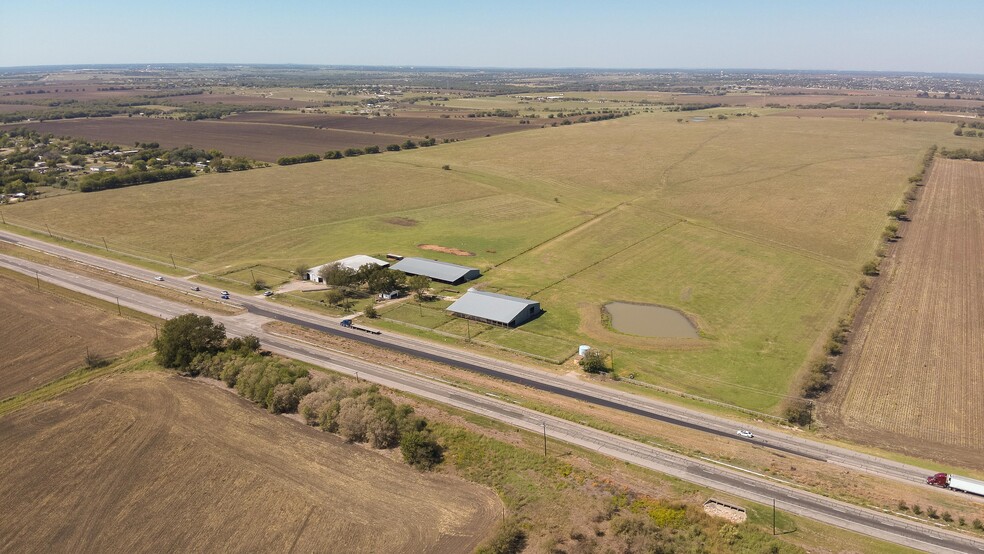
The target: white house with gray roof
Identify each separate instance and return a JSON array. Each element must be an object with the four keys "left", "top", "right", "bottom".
[
  {"left": 390, "top": 257, "right": 481, "bottom": 285},
  {"left": 446, "top": 289, "right": 541, "bottom": 327}
]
